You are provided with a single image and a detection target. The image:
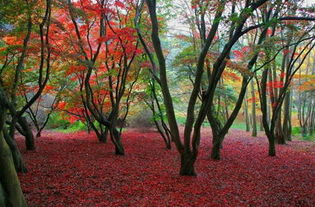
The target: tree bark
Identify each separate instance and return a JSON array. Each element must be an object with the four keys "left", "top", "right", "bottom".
[
  {"left": 283, "top": 90, "right": 292, "bottom": 141},
  {"left": 18, "top": 117, "right": 35, "bottom": 151},
  {"left": 244, "top": 91, "right": 250, "bottom": 132},
  {"left": 0, "top": 132, "right": 28, "bottom": 207},
  {"left": 180, "top": 152, "right": 196, "bottom": 176},
  {"left": 0, "top": 182, "right": 6, "bottom": 206},
  {"left": 211, "top": 137, "right": 222, "bottom": 160},
  {"left": 3, "top": 128, "right": 27, "bottom": 173},
  {"left": 275, "top": 112, "right": 286, "bottom": 144},
  {"left": 251, "top": 80, "right": 257, "bottom": 137},
  {"left": 109, "top": 124, "right": 124, "bottom": 155},
  {"left": 268, "top": 135, "right": 276, "bottom": 156},
  {"left": 0, "top": 106, "right": 27, "bottom": 206},
  {"left": 98, "top": 128, "right": 107, "bottom": 143}
]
